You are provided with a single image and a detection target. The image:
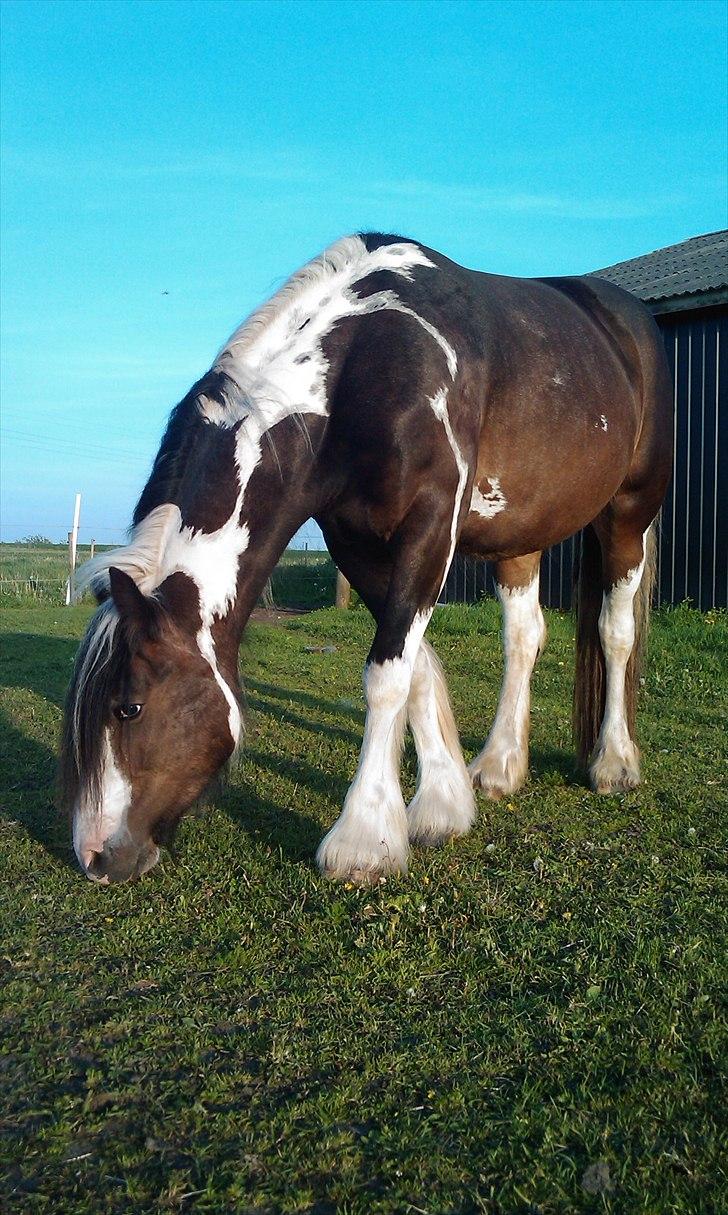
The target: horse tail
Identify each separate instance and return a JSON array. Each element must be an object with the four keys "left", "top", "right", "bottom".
[
  {"left": 573, "top": 524, "right": 605, "bottom": 769},
  {"left": 573, "top": 522, "right": 657, "bottom": 768}
]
